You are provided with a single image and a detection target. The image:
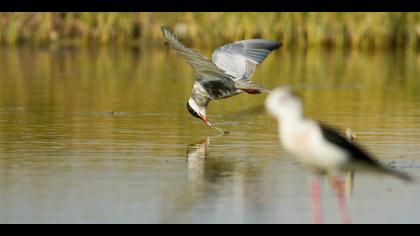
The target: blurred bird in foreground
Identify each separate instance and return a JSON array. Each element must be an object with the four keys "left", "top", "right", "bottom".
[{"left": 265, "top": 87, "right": 412, "bottom": 224}]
